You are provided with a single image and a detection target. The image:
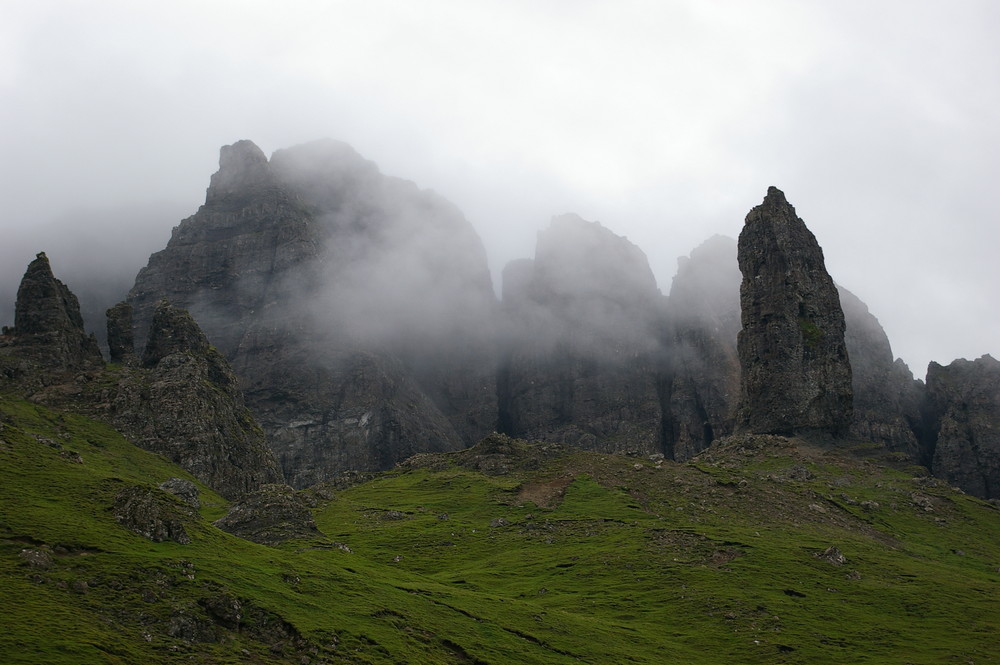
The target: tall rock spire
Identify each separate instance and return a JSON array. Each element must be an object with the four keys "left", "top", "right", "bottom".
[
  {"left": 11, "top": 252, "right": 103, "bottom": 371},
  {"left": 735, "top": 187, "right": 853, "bottom": 436}
]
